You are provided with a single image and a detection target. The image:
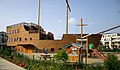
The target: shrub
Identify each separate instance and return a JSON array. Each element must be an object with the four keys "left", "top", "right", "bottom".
[
  {"left": 104, "top": 54, "right": 120, "bottom": 70},
  {"left": 54, "top": 50, "right": 68, "bottom": 62},
  {"left": 0, "top": 49, "right": 3, "bottom": 54},
  {"left": 4, "top": 48, "right": 13, "bottom": 56}
]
